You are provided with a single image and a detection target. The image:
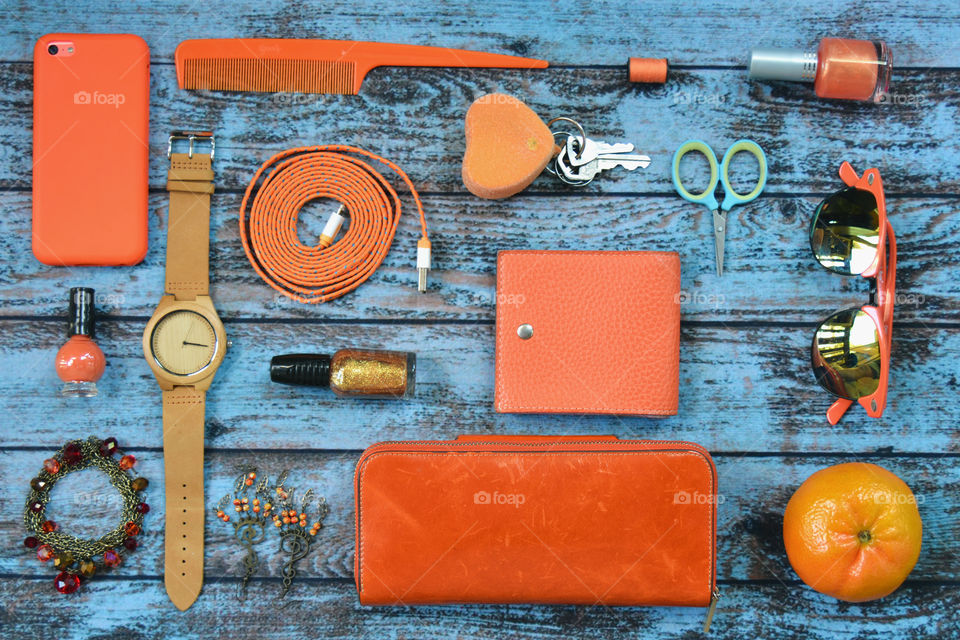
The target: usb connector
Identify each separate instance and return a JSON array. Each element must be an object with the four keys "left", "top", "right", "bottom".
[{"left": 417, "top": 237, "right": 432, "bottom": 292}]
